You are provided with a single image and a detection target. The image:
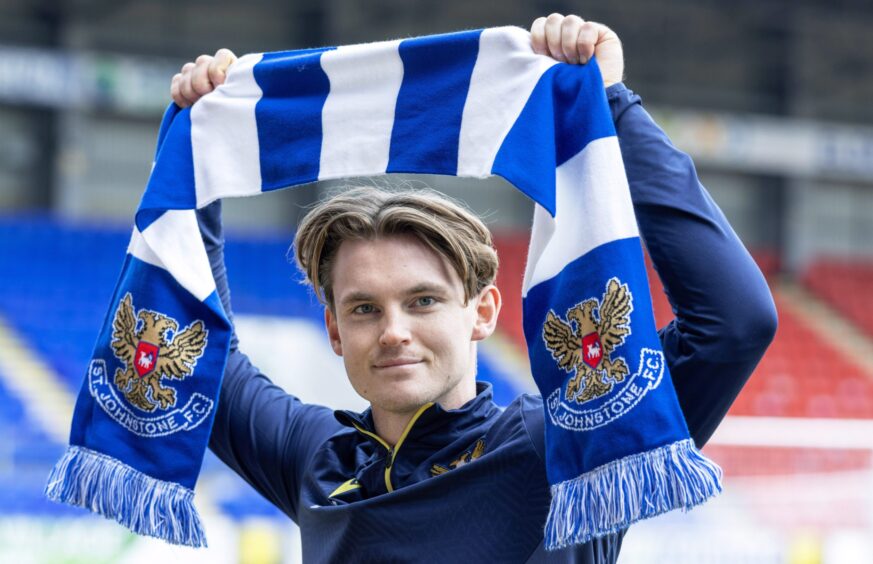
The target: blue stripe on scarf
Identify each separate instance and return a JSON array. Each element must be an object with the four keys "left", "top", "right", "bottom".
[
  {"left": 139, "top": 108, "right": 196, "bottom": 231},
  {"left": 492, "top": 64, "right": 616, "bottom": 216},
  {"left": 388, "top": 30, "right": 481, "bottom": 175},
  {"left": 254, "top": 48, "right": 335, "bottom": 190}
]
